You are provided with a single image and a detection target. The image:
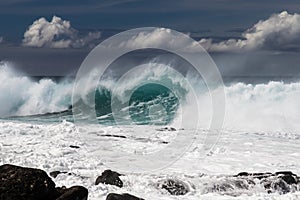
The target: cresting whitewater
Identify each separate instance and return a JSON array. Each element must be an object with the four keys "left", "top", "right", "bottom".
[
  {"left": 1, "top": 61, "right": 300, "bottom": 132},
  {"left": 1, "top": 61, "right": 300, "bottom": 199}
]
